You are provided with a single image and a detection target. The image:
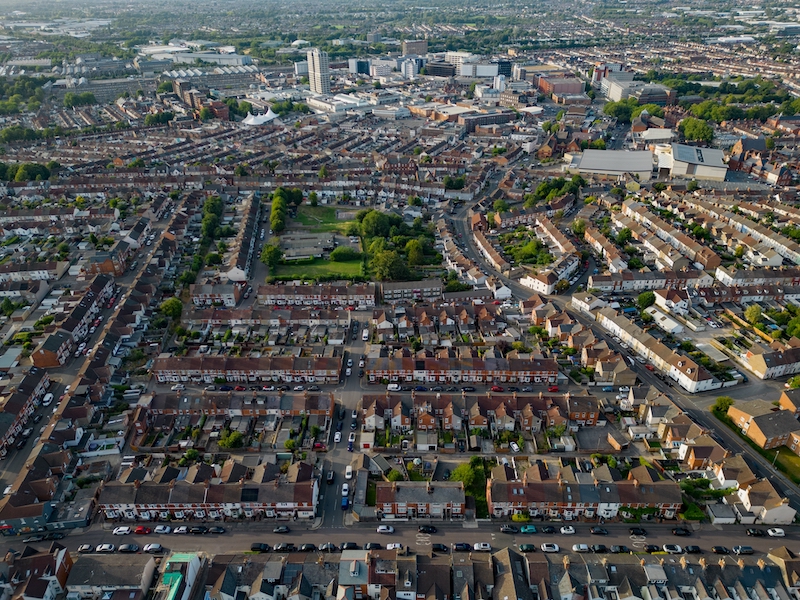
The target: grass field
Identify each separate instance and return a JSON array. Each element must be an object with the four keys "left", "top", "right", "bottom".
[
  {"left": 293, "top": 205, "right": 356, "bottom": 234},
  {"left": 273, "top": 257, "right": 362, "bottom": 278}
]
